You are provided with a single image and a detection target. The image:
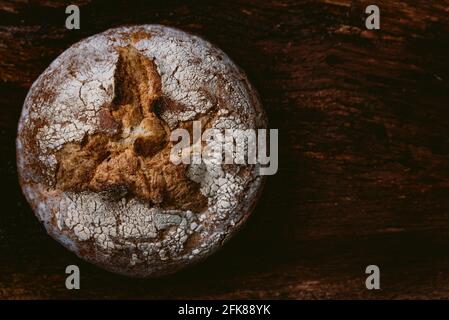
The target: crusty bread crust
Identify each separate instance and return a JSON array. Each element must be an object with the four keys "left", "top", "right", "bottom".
[{"left": 16, "top": 25, "right": 266, "bottom": 277}]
